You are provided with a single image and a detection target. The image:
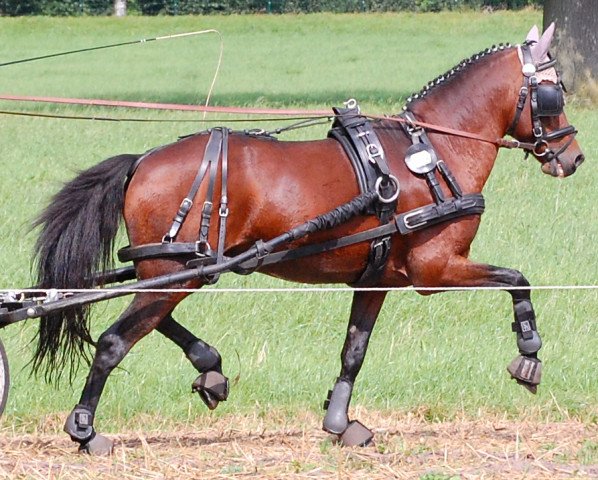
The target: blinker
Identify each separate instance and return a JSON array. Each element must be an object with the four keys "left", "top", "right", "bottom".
[{"left": 536, "top": 83, "right": 564, "bottom": 117}]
